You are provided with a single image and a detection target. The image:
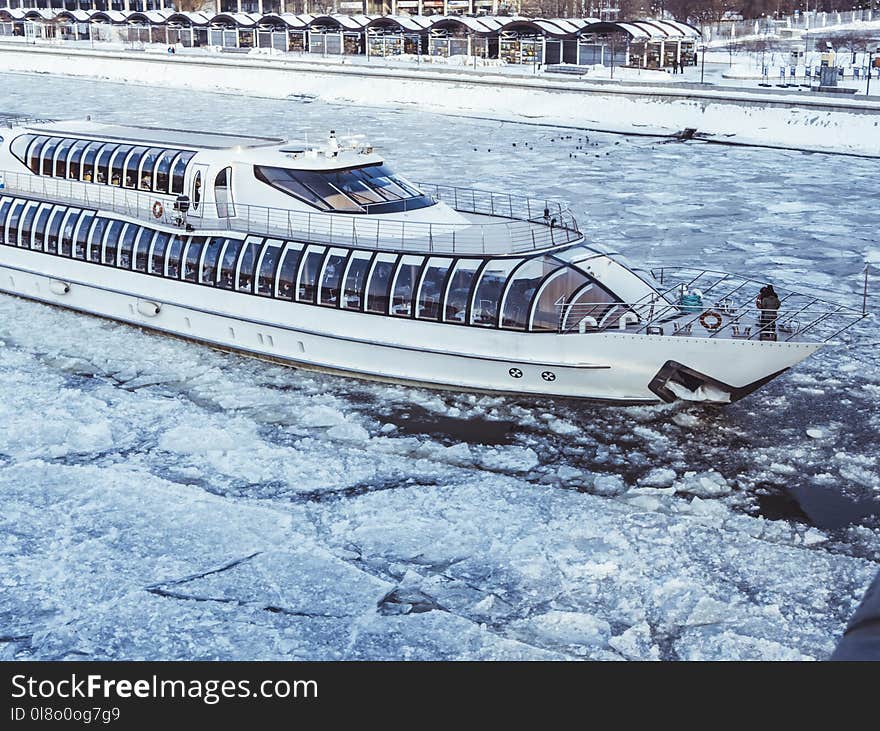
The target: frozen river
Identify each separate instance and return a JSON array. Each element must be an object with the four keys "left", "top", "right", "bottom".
[{"left": 1, "top": 73, "right": 879, "bottom": 660}]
